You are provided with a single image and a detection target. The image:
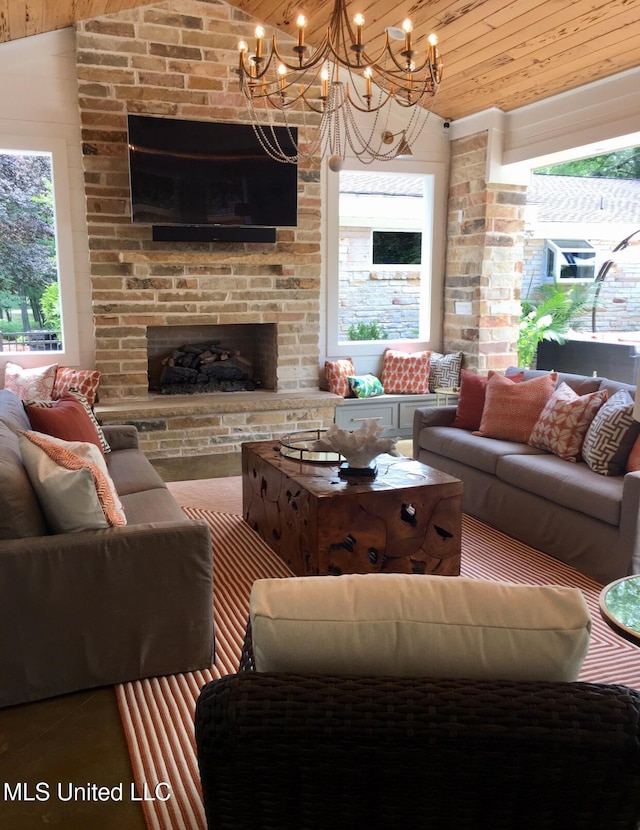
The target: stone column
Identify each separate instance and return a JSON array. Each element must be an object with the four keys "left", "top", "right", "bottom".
[{"left": 443, "top": 131, "right": 526, "bottom": 373}]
